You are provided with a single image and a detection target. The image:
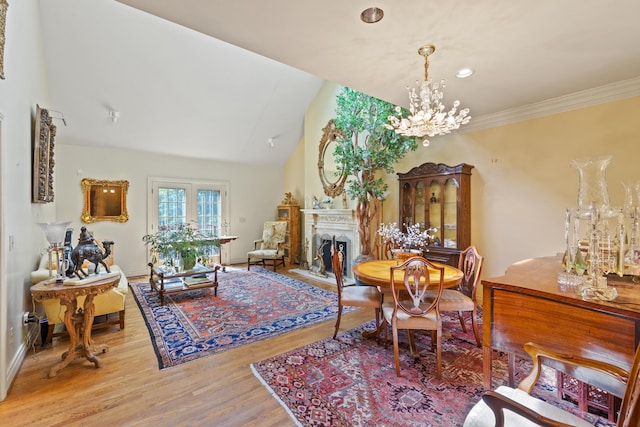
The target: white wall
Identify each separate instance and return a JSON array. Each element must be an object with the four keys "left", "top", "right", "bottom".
[
  {"left": 55, "top": 144, "right": 285, "bottom": 276},
  {"left": 0, "top": 0, "right": 53, "bottom": 401}
]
